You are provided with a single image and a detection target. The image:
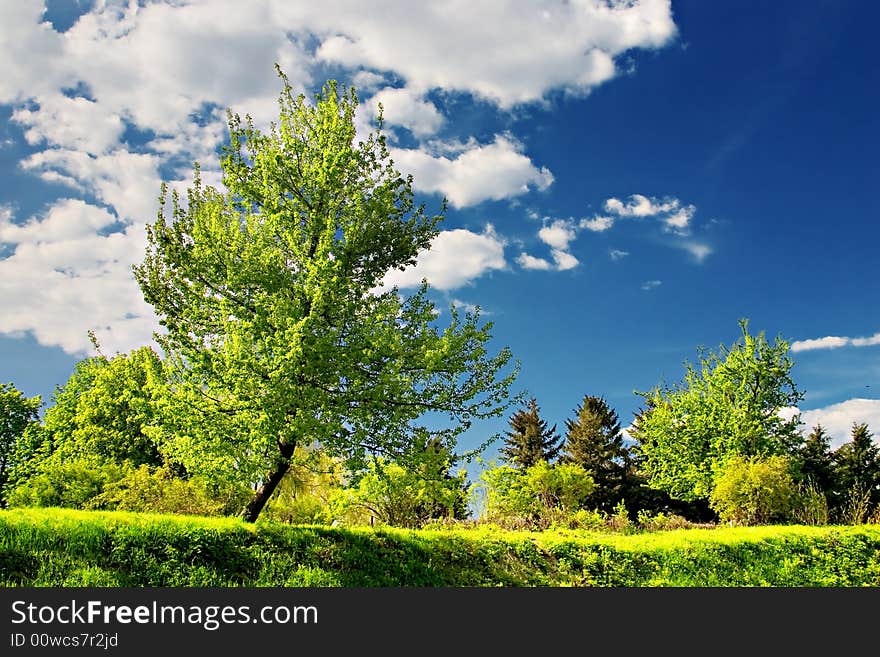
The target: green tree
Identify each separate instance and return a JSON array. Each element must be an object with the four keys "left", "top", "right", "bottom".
[
  {"left": 561, "top": 395, "right": 629, "bottom": 513},
  {"left": 834, "top": 422, "right": 880, "bottom": 518},
  {"left": 0, "top": 383, "right": 41, "bottom": 506},
  {"left": 133, "top": 71, "right": 518, "bottom": 522},
  {"left": 630, "top": 320, "right": 804, "bottom": 501},
  {"left": 499, "top": 398, "right": 561, "bottom": 468},
  {"left": 791, "top": 424, "right": 839, "bottom": 507}
]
